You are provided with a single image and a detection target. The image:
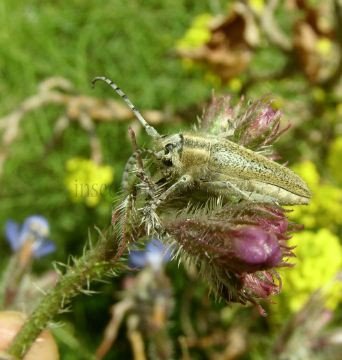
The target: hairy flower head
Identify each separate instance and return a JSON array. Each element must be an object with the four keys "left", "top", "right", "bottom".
[
  {"left": 163, "top": 201, "right": 298, "bottom": 312},
  {"left": 201, "top": 95, "right": 288, "bottom": 157}
]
